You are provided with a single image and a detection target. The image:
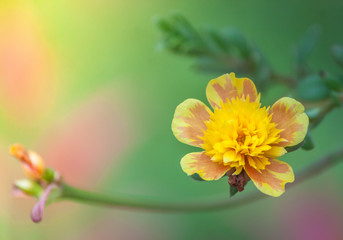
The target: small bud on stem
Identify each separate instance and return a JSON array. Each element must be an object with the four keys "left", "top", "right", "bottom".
[{"left": 10, "top": 144, "right": 45, "bottom": 180}]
